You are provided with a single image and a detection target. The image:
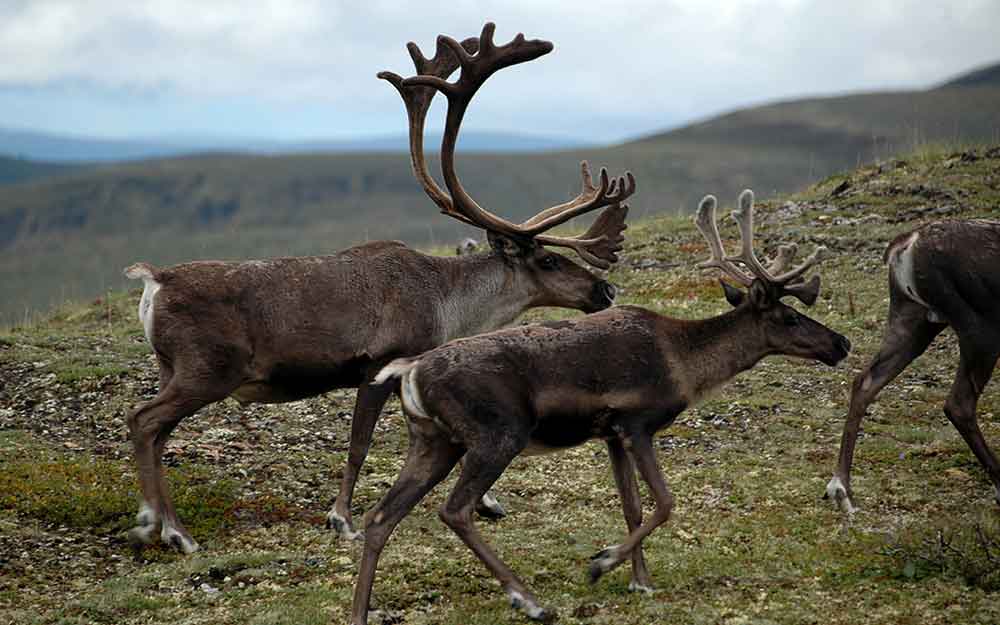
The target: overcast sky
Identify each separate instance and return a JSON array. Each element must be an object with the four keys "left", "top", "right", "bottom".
[{"left": 1, "top": 0, "right": 999, "bottom": 144}]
